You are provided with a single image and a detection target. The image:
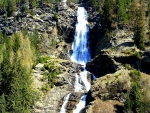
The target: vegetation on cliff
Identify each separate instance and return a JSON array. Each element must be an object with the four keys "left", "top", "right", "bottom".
[
  {"left": 0, "top": 32, "right": 39, "bottom": 113},
  {"left": 85, "top": 0, "right": 150, "bottom": 50},
  {"left": 124, "top": 69, "right": 150, "bottom": 113},
  {"left": 0, "top": 0, "right": 149, "bottom": 112},
  {"left": 0, "top": 0, "right": 61, "bottom": 16}
]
